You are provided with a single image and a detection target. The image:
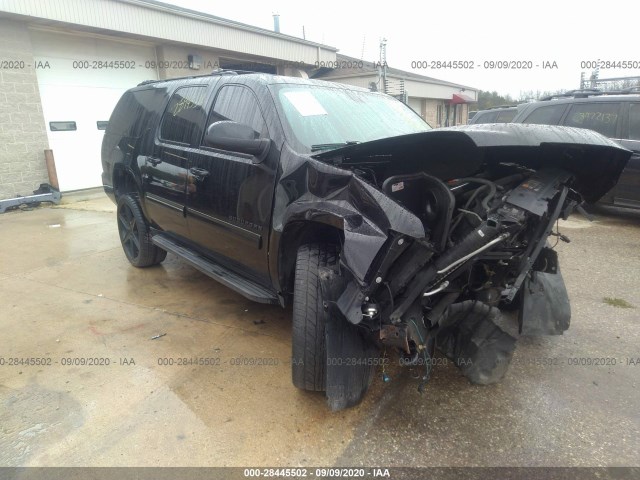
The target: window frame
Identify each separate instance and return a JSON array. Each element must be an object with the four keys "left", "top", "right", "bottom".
[
  {"left": 199, "top": 83, "right": 269, "bottom": 153},
  {"left": 158, "top": 84, "right": 210, "bottom": 147}
]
